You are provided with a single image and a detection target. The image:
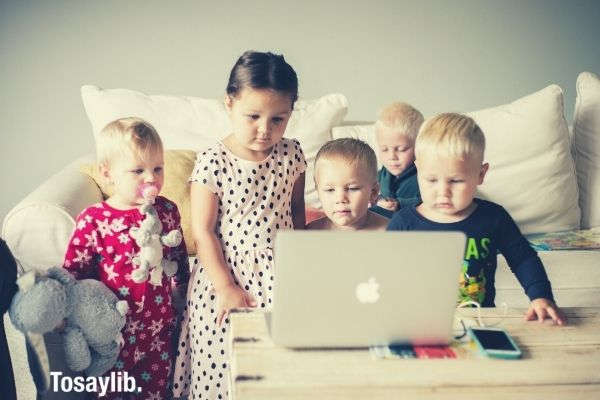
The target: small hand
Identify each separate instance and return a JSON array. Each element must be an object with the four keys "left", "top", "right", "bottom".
[
  {"left": 525, "top": 298, "right": 567, "bottom": 325},
  {"left": 377, "top": 198, "right": 398, "bottom": 211},
  {"left": 216, "top": 283, "right": 257, "bottom": 326}
]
